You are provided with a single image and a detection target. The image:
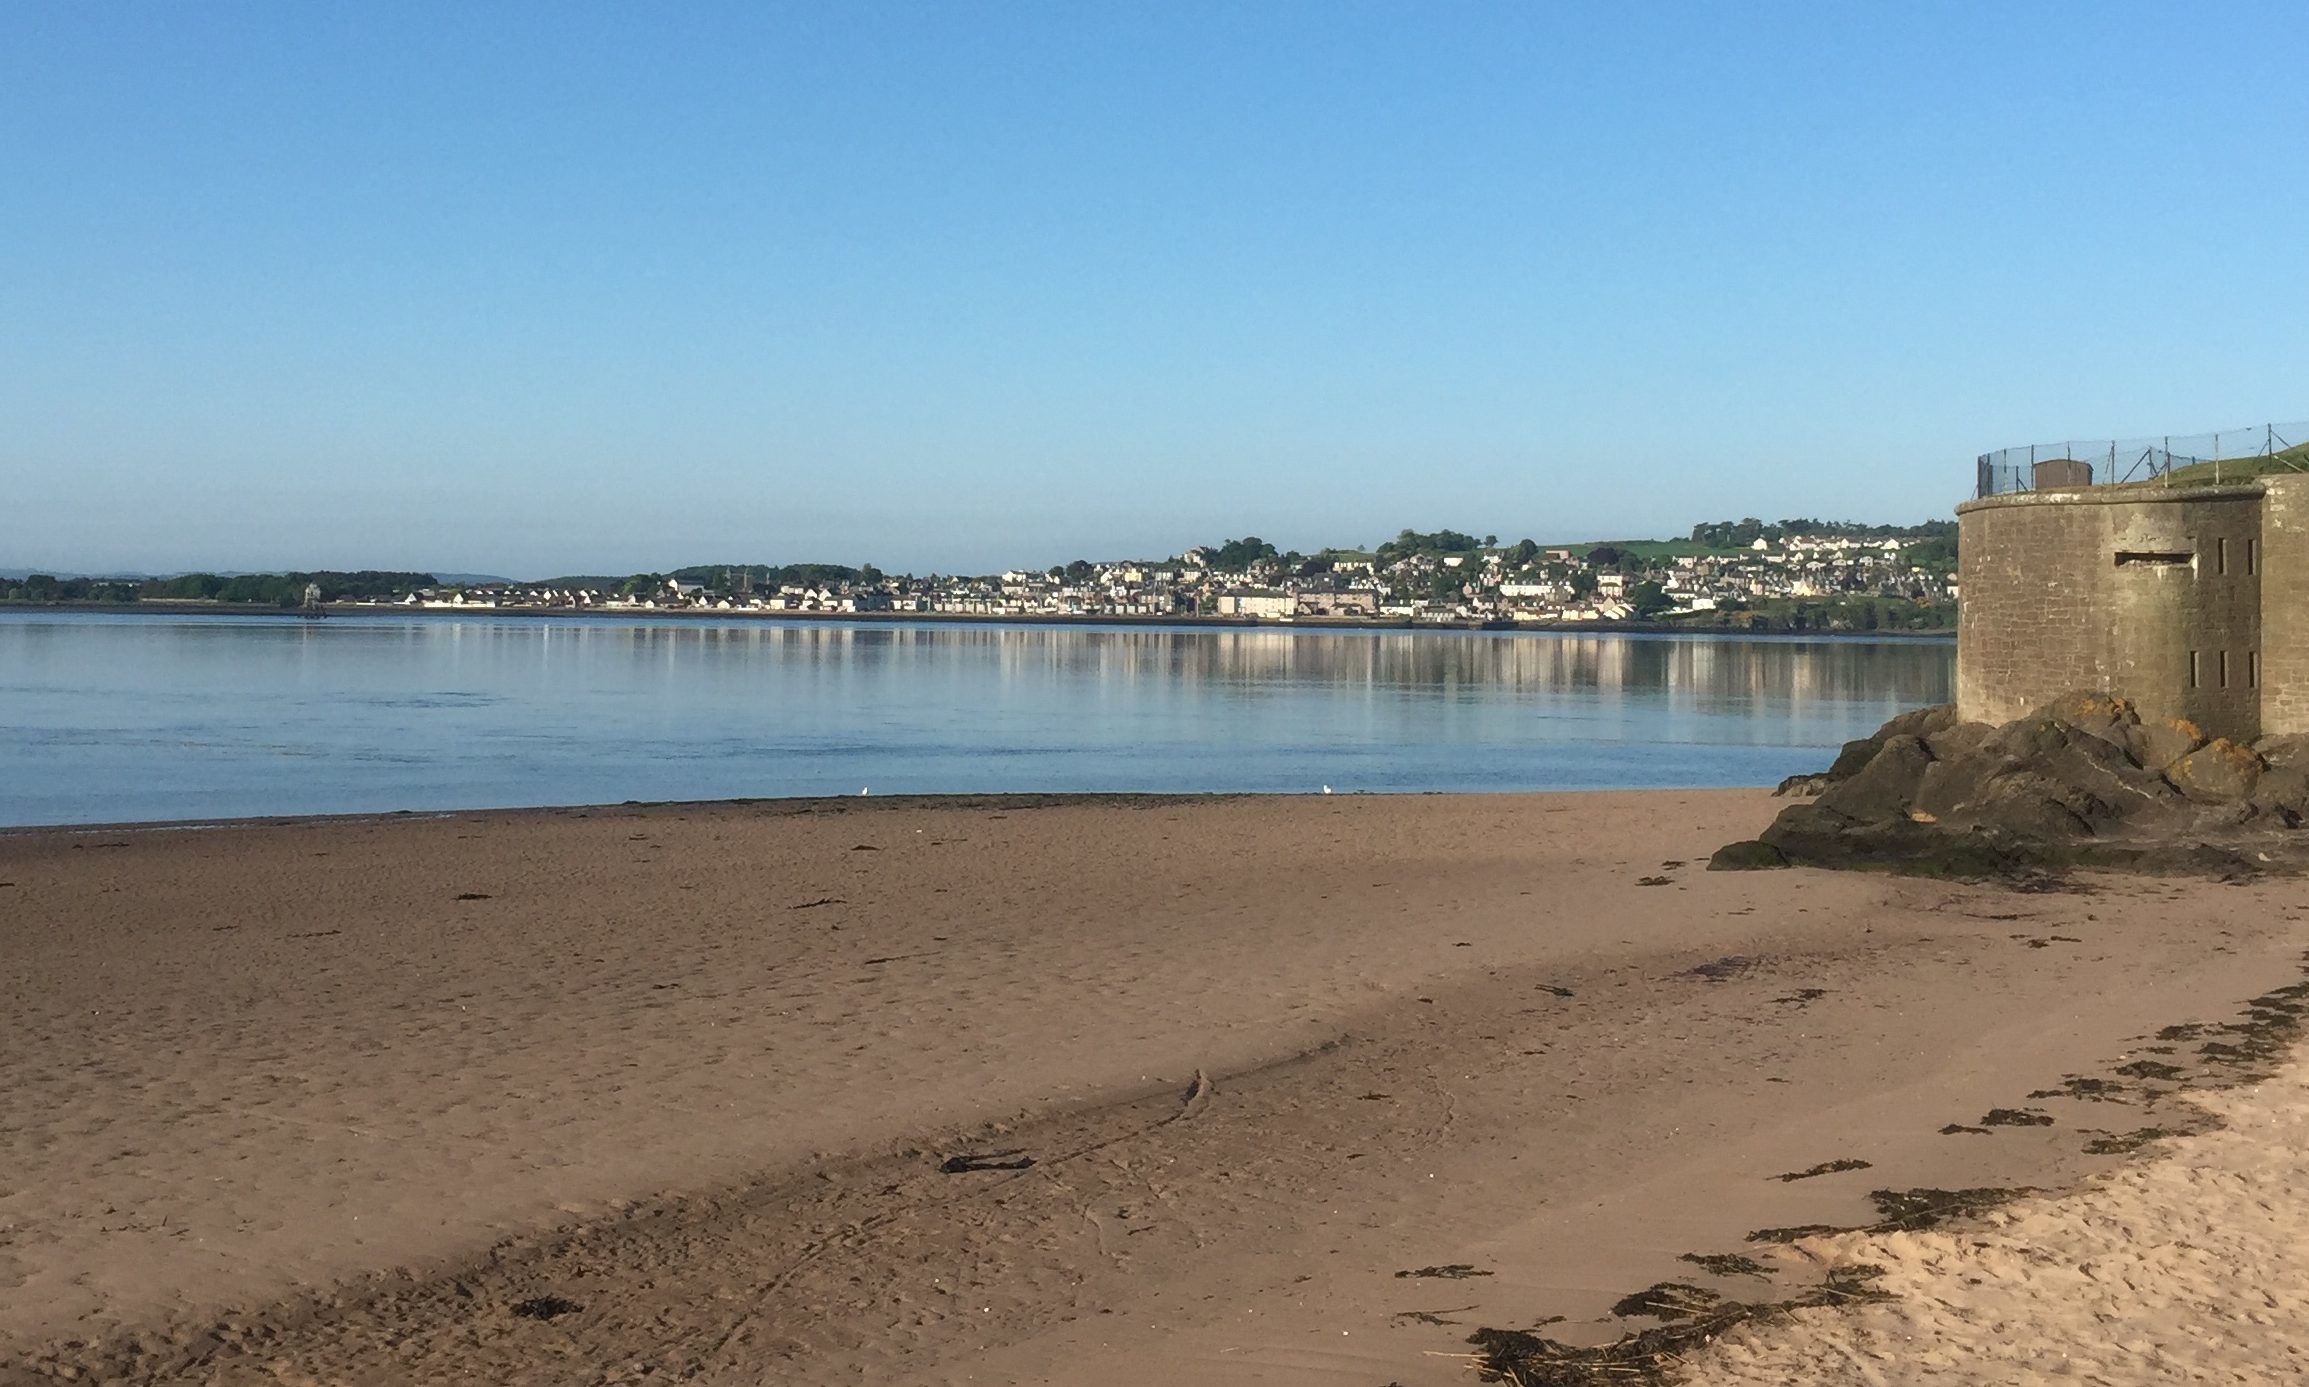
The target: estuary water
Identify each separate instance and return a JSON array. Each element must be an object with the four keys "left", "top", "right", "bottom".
[{"left": 0, "top": 611, "right": 1953, "bottom": 827}]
